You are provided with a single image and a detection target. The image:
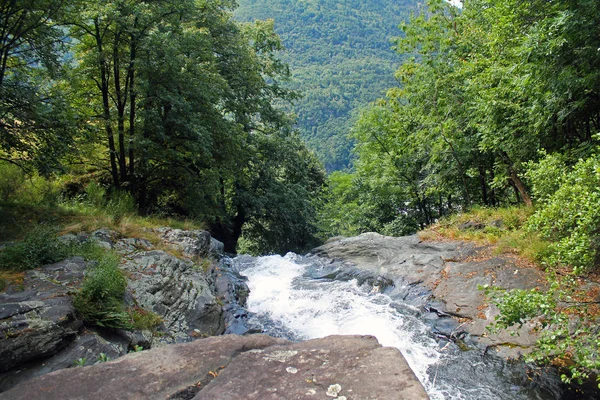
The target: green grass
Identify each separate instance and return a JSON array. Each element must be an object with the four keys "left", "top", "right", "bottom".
[{"left": 419, "top": 205, "right": 550, "bottom": 266}]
